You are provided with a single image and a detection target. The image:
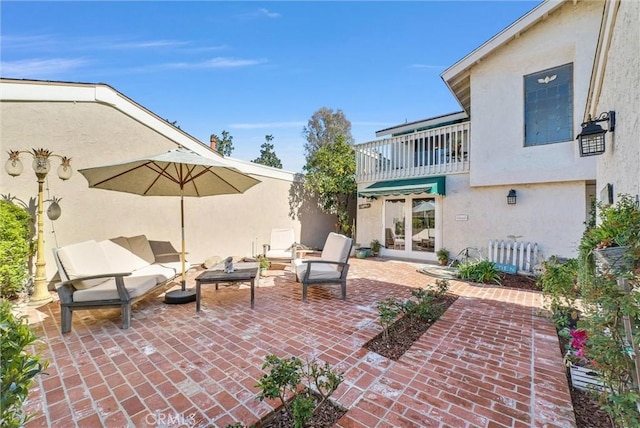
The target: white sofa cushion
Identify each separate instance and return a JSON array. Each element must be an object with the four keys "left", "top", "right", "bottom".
[
  {"left": 73, "top": 275, "right": 160, "bottom": 302},
  {"left": 127, "top": 235, "right": 156, "bottom": 264},
  {"left": 57, "top": 240, "right": 112, "bottom": 290},
  {"left": 100, "top": 240, "right": 149, "bottom": 272},
  {"left": 132, "top": 264, "right": 178, "bottom": 282}
]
